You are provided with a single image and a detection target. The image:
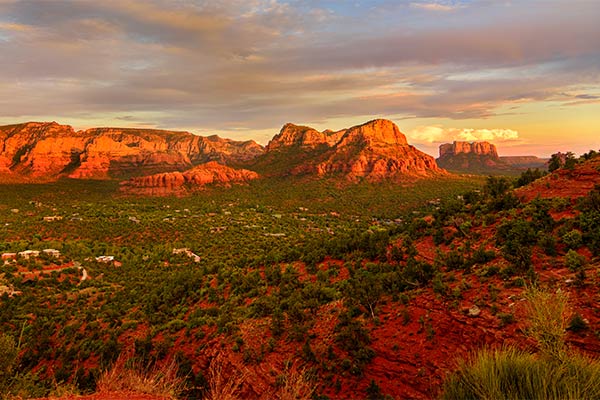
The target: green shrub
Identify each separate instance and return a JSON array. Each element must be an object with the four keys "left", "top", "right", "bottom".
[
  {"left": 443, "top": 288, "right": 600, "bottom": 400},
  {"left": 565, "top": 250, "right": 586, "bottom": 272},
  {"left": 442, "top": 347, "right": 600, "bottom": 400},
  {"left": 524, "top": 287, "right": 569, "bottom": 360},
  {"left": 568, "top": 313, "right": 588, "bottom": 333},
  {"left": 515, "top": 168, "right": 546, "bottom": 188},
  {"left": 497, "top": 312, "right": 515, "bottom": 327},
  {"left": 562, "top": 230, "right": 583, "bottom": 250},
  {"left": 0, "top": 333, "right": 18, "bottom": 389},
  {"left": 538, "top": 234, "right": 557, "bottom": 256}
]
